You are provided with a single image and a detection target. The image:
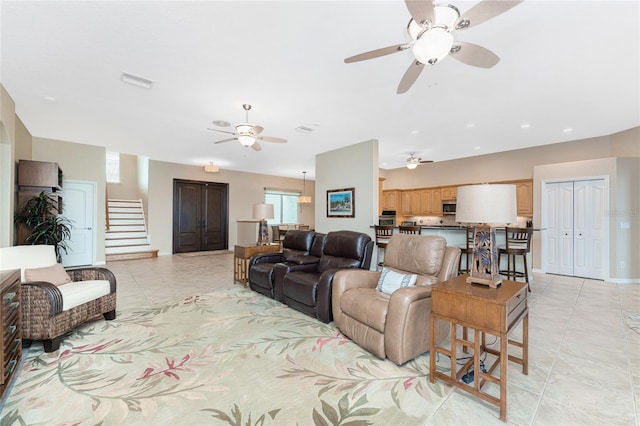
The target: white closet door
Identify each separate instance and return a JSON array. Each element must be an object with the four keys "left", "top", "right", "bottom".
[
  {"left": 557, "top": 182, "right": 575, "bottom": 276},
  {"left": 573, "top": 179, "right": 606, "bottom": 279},
  {"left": 543, "top": 183, "right": 560, "bottom": 274}
]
